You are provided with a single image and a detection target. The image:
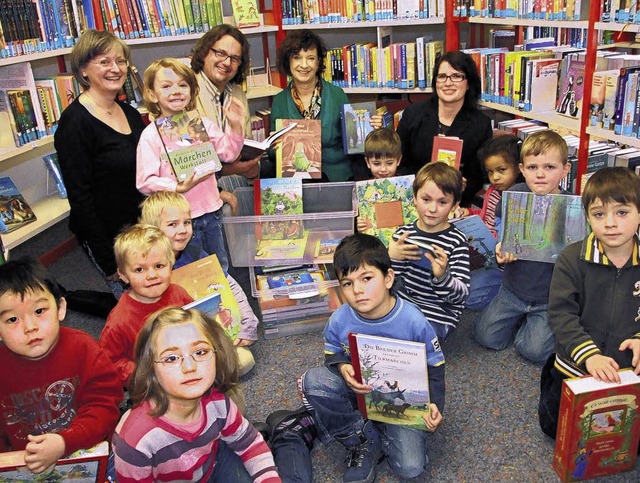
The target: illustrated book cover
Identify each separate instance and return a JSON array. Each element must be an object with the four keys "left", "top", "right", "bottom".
[
  {"left": 556, "top": 60, "right": 585, "bottom": 119},
  {"left": 349, "top": 333, "right": 431, "bottom": 431},
  {"left": 312, "top": 236, "right": 343, "bottom": 264},
  {"left": 275, "top": 119, "right": 322, "bottom": 179},
  {"left": 355, "top": 175, "right": 417, "bottom": 247},
  {"left": 156, "top": 110, "right": 222, "bottom": 182},
  {"left": 255, "top": 231, "right": 310, "bottom": 263},
  {"left": 553, "top": 370, "right": 640, "bottom": 482},
  {"left": 0, "top": 177, "right": 36, "bottom": 234},
  {"left": 171, "top": 254, "right": 241, "bottom": 341},
  {"left": 500, "top": 191, "right": 589, "bottom": 263},
  {"left": 240, "top": 121, "right": 297, "bottom": 160},
  {"left": 254, "top": 177, "right": 304, "bottom": 240},
  {"left": 183, "top": 291, "right": 222, "bottom": 320},
  {"left": 452, "top": 215, "right": 498, "bottom": 271},
  {"left": 341, "top": 101, "right": 376, "bottom": 154},
  {"left": 431, "top": 136, "right": 463, "bottom": 169},
  {"left": 0, "top": 440, "right": 108, "bottom": 482},
  {"left": 231, "top": 0, "right": 261, "bottom": 28}
]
